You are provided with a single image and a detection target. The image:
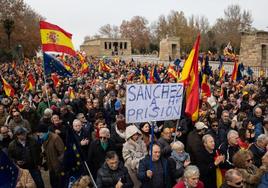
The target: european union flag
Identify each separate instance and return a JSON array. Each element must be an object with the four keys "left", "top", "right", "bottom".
[
  {"left": 0, "top": 150, "right": 18, "bottom": 188},
  {"left": 62, "top": 127, "right": 85, "bottom": 183},
  {"left": 43, "top": 53, "right": 72, "bottom": 77}
]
